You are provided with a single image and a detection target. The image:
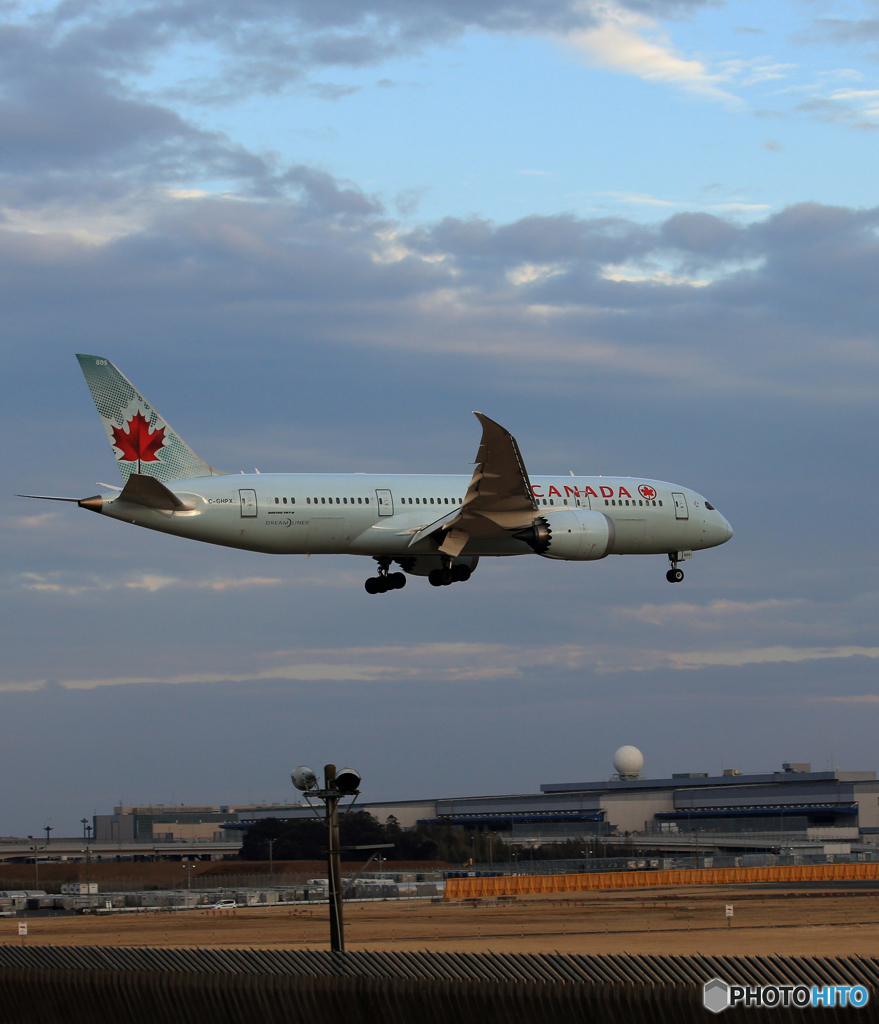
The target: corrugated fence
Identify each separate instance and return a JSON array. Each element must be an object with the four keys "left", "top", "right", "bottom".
[
  {"left": 444, "top": 860, "right": 879, "bottom": 898},
  {"left": 1, "top": 947, "right": 877, "bottom": 1023}
]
